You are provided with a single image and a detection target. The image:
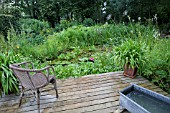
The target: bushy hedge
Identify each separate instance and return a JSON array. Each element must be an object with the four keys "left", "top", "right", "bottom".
[{"left": 19, "top": 19, "right": 52, "bottom": 44}]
